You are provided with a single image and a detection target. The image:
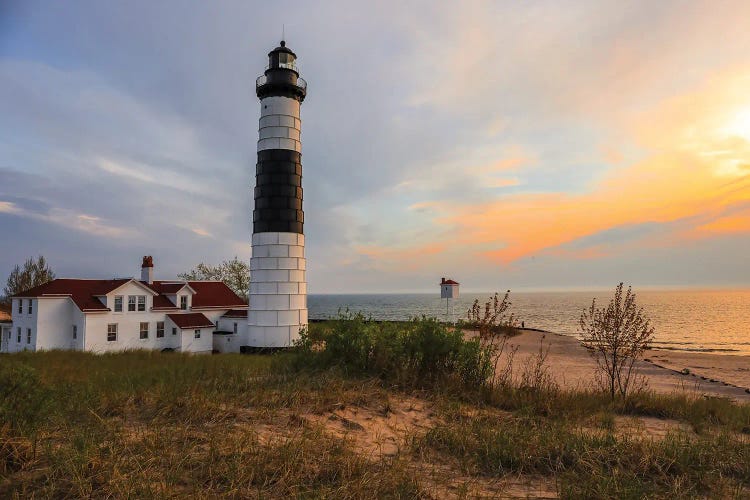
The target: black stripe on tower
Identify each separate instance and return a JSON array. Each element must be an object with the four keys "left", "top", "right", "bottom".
[{"left": 253, "top": 149, "right": 304, "bottom": 234}]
